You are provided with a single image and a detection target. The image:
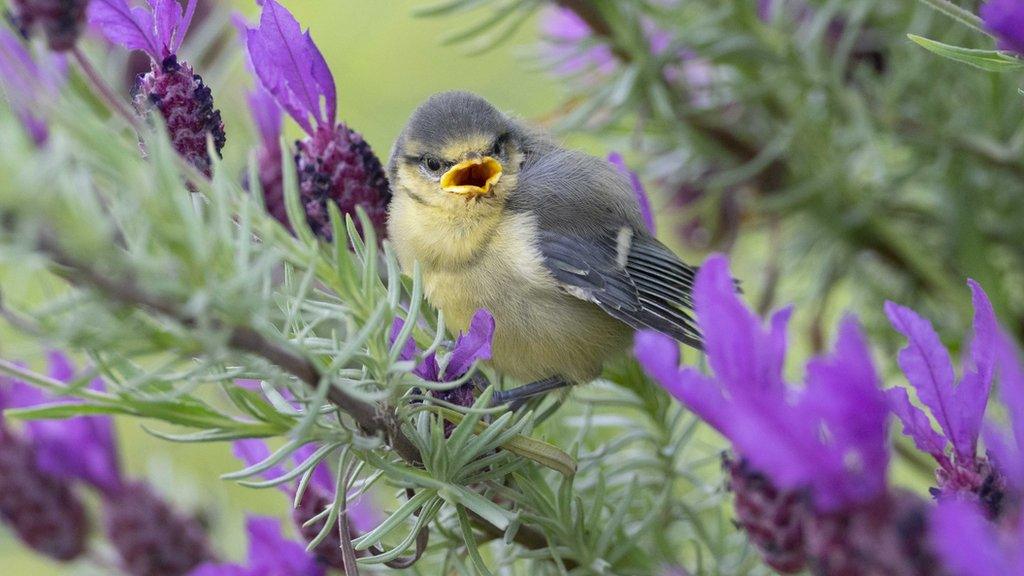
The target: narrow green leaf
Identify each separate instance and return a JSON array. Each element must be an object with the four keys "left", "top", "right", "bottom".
[{"left": 907, "top": 34, "right": 1024, "bottom": 72}]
